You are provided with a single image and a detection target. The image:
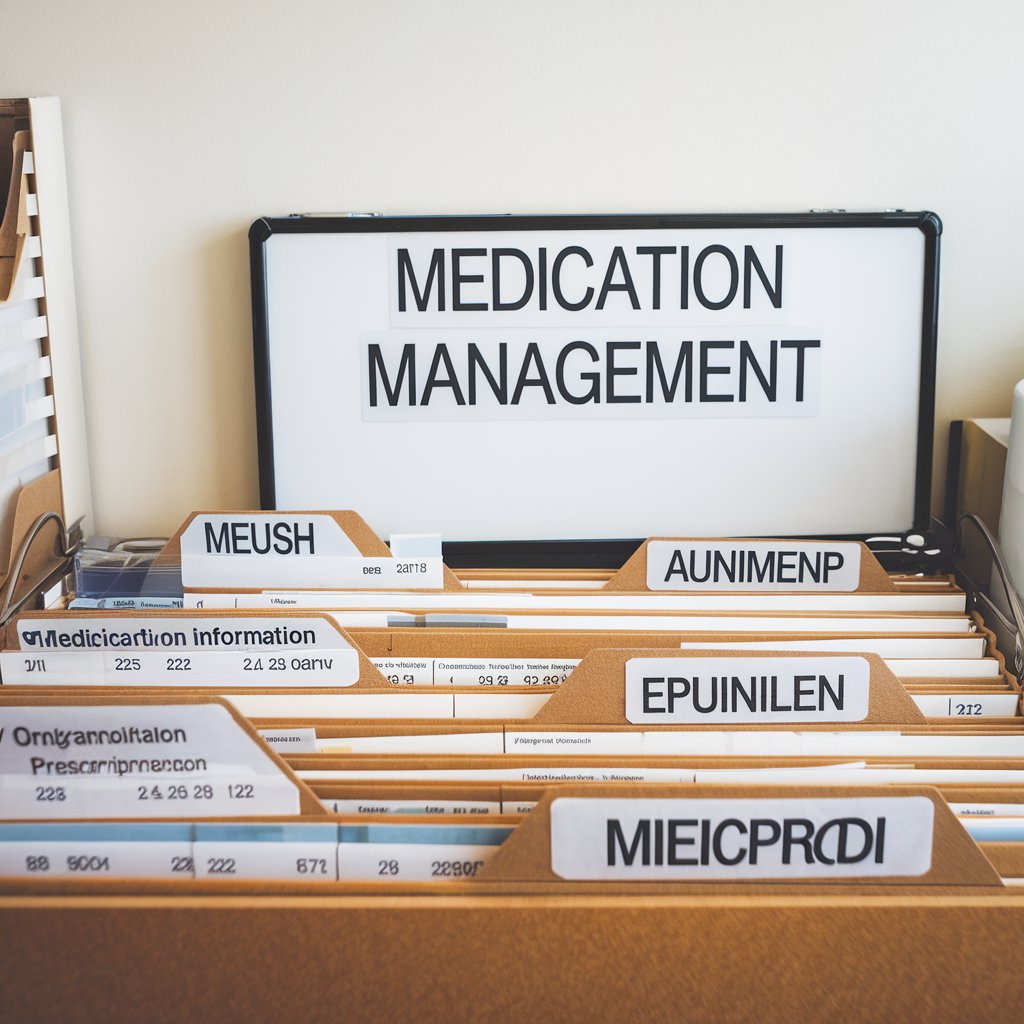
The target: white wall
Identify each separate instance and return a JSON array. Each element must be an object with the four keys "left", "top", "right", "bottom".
[{"left": 2, "top": 0, "right": 1022, "bottom": 538}]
